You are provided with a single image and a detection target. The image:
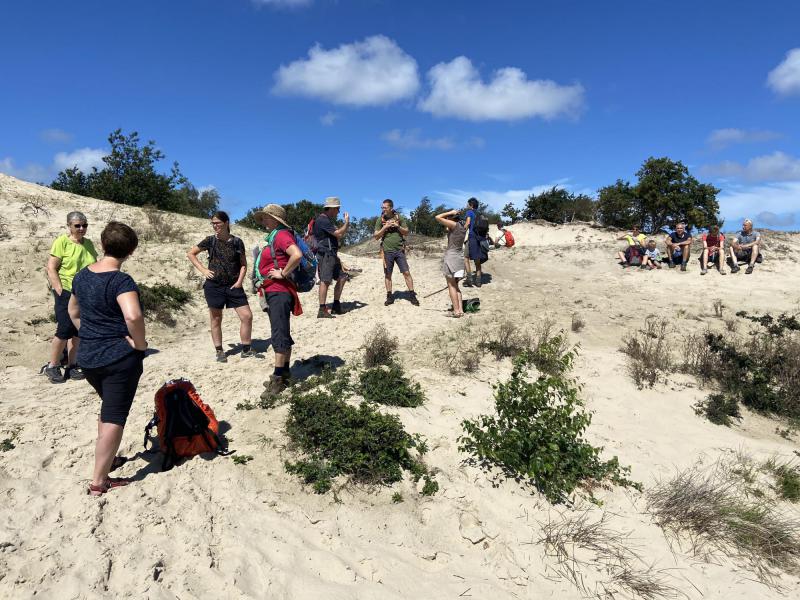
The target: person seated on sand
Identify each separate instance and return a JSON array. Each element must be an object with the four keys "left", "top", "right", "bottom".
[
  {"left": 700, "top": 223, "right": 726, "bottom": 275},
  {"left": 43, "top": 211, "right": 98, "bottom": 383},
  {"left": 252, "top": 204, "right": 303, "bottom": 396},
  {"left": 67, "top": 222, "right": 146, "bottom": 496},
  {"left": 729, "top": 218, "right": 762, "bottom": 274},
  {"left": 640, "top": 239, "right": 663, "bottom": 269},
  {"left": 493, "top": 222, "right": 515, "bottom": 248},
  {"left": 616, "top": 225, "right": 646, "bottom": 267},
  {"left": 374, "top": 198, "right": 419, "bottom": 307},
  {"left": 187, "top": 211, "right": 253, "bottom": 362},
  {"left": 665, "top": 222, "right": 693, "bottom": 271},
  {"left": 436, "top": 209, "right": 467, "bottom": 317}
]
